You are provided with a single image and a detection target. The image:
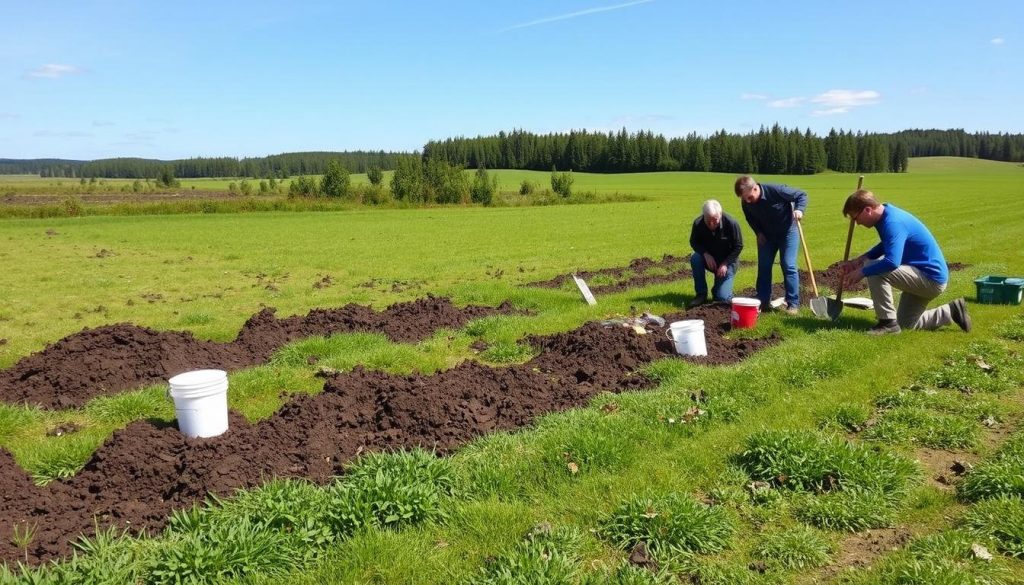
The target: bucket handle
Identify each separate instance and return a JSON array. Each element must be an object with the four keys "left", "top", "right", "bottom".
[{"left": 665, "top": 329, "right": 675, "bottom": 341}]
